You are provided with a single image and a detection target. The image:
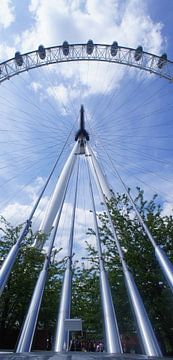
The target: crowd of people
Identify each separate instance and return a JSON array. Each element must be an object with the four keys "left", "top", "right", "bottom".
[{"left": 69, "top": 338, "right": 104, "bottom": 352}]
